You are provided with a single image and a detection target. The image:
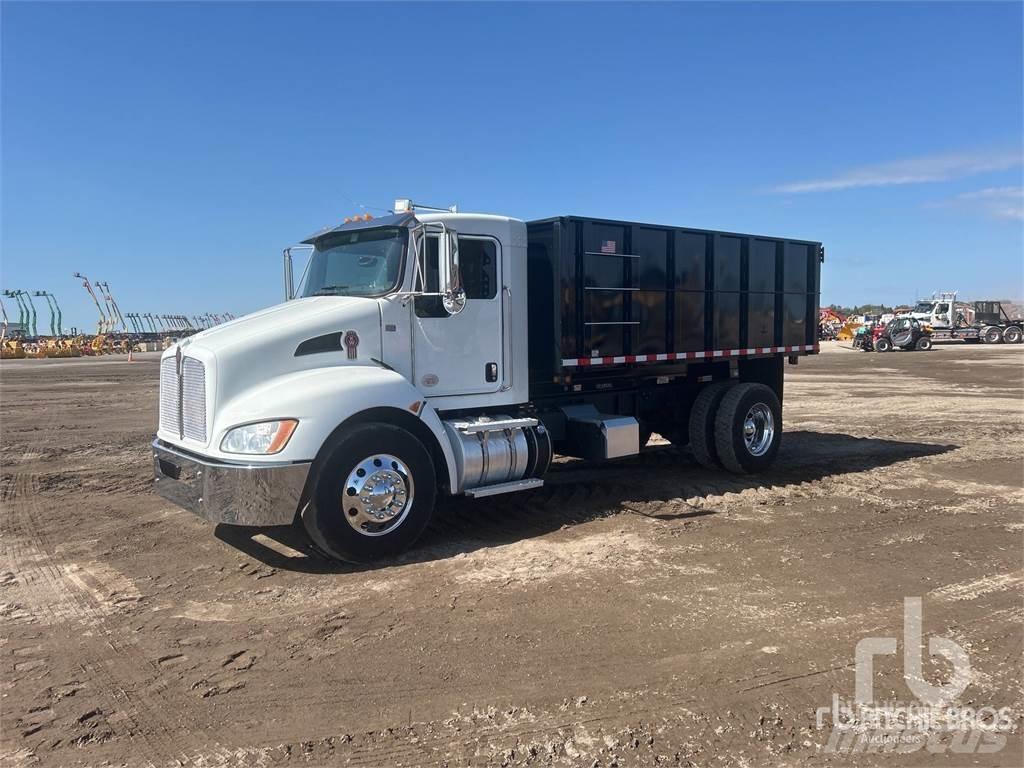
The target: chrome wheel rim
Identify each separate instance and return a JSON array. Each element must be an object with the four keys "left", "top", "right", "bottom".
[
  {"left": 341, "top": 454, "right": 414, "bottom": 537},
  {"left": 742, "top": 404, "right": 774, "bottom": 457}
]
